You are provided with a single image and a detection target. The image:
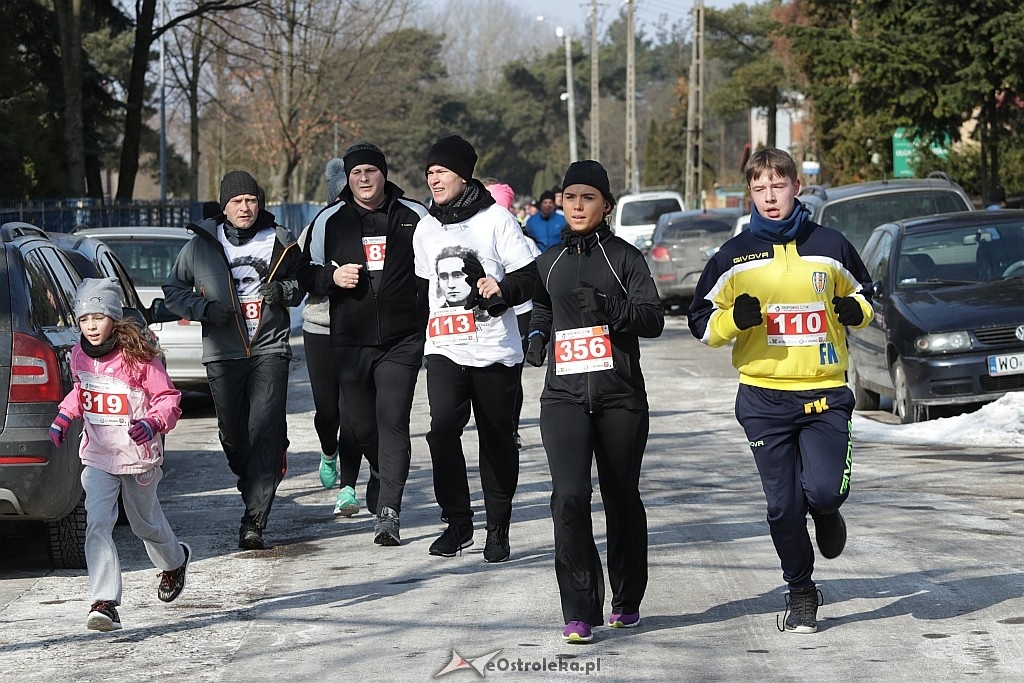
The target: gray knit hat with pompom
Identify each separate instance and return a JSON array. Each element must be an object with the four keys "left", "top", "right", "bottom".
[{"left": 325, "top": 158, "right": 346, "bottom": 202}]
